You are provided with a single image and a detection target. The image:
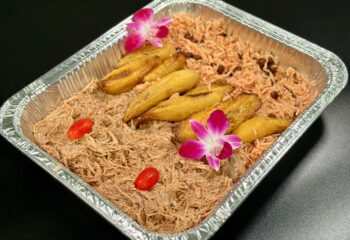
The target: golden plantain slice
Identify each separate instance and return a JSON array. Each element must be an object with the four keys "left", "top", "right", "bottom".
[
  {"left": 137, "top": 82, "right": 233, "bottom": 125},
  {"left": 184, "top": 80, "right": 227, "bottom": 96},
  {"left": 233, "top": 116, "right": 292, "bottom": 143},
  {"left": 99, "top": 55, "right": 161, "bottom": 94},
  {"left": 117, "top": 44, "right": 155, "bottom": 67},
  {"left": 123, "top": 69, "right": 200, "bottom": 122},
  {"left": 143, "top": 53, "right": 186, "bottom": 82},
  {"left": 175, "top": 94, "right": 262, "bottom": 142},
  {"left": 116, "top": 42, "right": 176, "bottom": 67}
]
